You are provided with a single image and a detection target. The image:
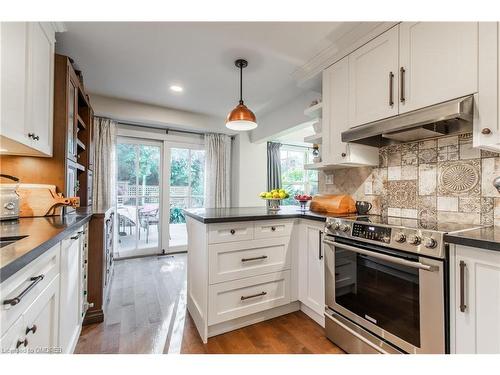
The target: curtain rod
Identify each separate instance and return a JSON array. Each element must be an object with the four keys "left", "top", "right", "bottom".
[{"left": 96, "top": 116, "right": 235, "bottom": 139}]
